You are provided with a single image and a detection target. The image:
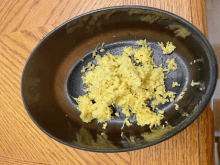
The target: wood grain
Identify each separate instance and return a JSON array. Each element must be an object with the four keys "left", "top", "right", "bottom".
[
  {"left": 190, "top": 1, "right": 215, "bottom": 165},
  {"left": 0, "top": 156, "right": 52, "bottom": 165},
  {"left": 0, "top": 0, "right": 214, "bottom": 164}
]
